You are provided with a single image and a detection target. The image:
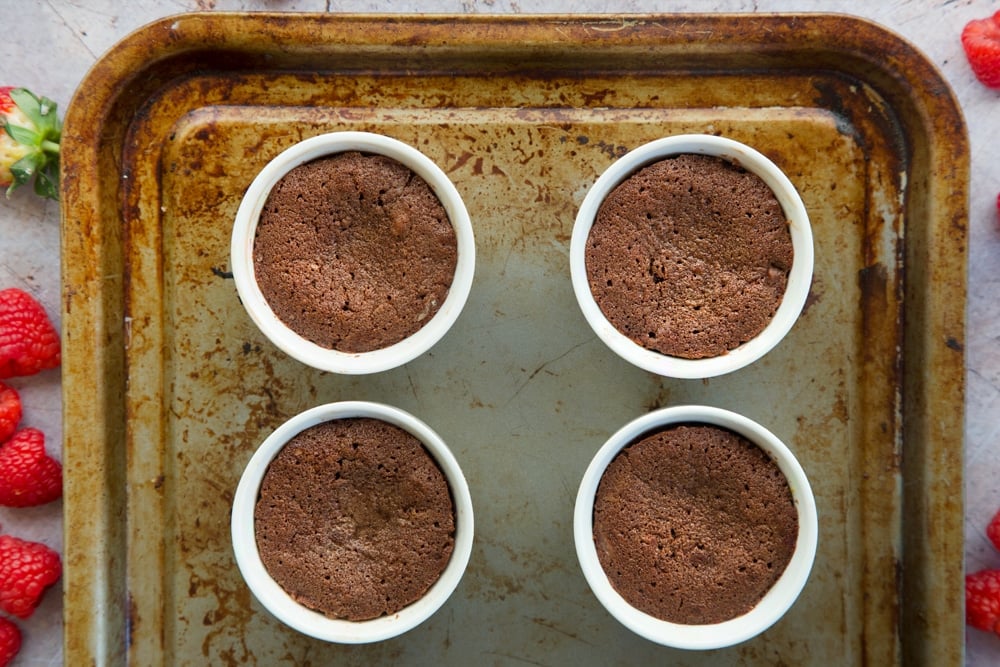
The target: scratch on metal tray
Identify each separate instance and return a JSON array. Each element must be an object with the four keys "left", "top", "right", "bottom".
[
  {"left": 124, "top": 315, "right": 133, "bottom": 350},
  {"left": 503, "top": 340, "right": 588, "bottom": 408},
  {"left": 406, "top": 370, "right": 419, "bottom": 402},
  {"left": 582, "top": 18, "right": 641, "bottom": 32},
  {"left": 529, "top": 616, "right": 596, "bottom": 646},
  {"left": 500, "top": 242, "right": 515, "bottom": 278},
  {"left": 481, "top": 651, "right": 549, "bottom": 667}
]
